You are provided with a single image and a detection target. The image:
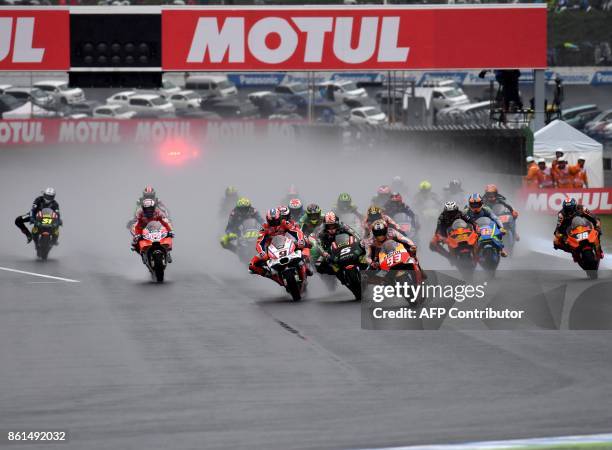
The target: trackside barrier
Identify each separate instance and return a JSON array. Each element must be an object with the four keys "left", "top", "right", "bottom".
[{"left": 517, "top": 187, "right": 612, "bottom": 215}]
